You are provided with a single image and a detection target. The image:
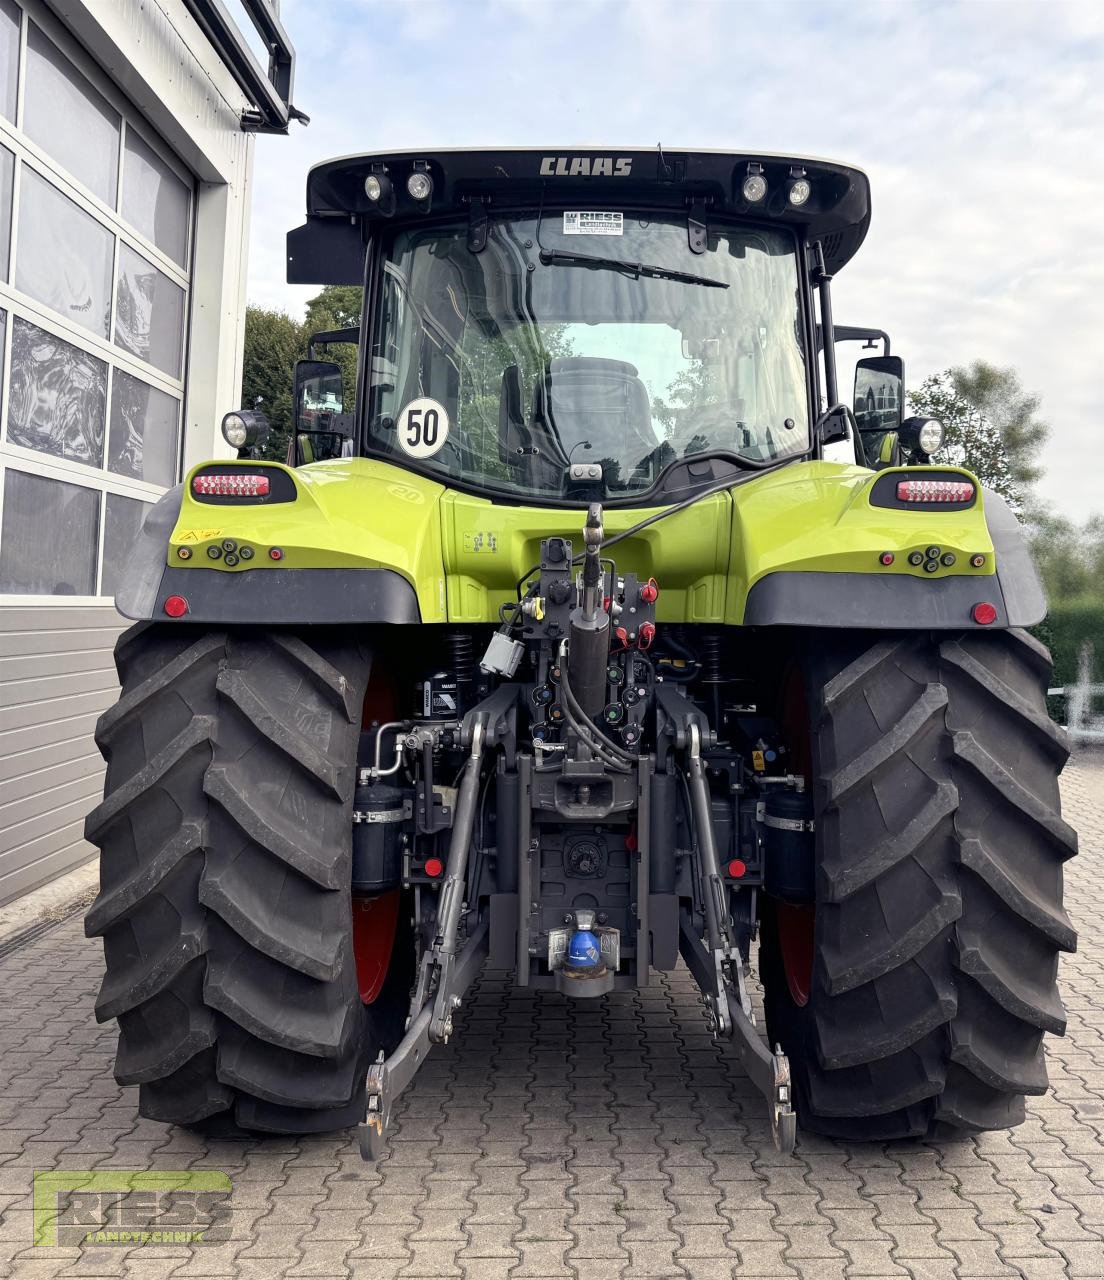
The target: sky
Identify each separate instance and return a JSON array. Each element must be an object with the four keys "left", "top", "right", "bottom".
[{"left": 244, "top": 0, "right": 1104, "bottom": 521}]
